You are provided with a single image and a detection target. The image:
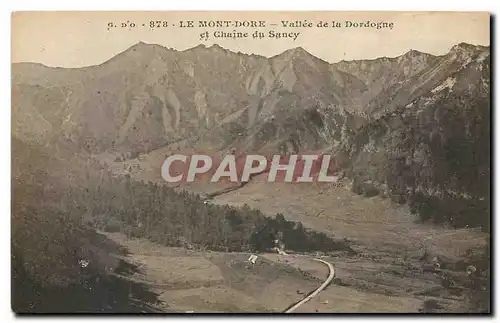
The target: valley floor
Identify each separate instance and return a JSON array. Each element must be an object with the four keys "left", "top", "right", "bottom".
[
  {"left": 95, "top": 148, "right": 488, "bottom": 313},
  {"left": 104, "top": 231, "right": 422, "bottom": 313}
]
